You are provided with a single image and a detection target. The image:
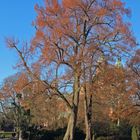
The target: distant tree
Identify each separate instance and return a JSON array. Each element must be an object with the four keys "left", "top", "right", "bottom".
[
  {"left": 129, "top": 49, "right": 140, "bottom": 107},
  {"left": 126, "top": 49, "right": 140, "bottom": 126},
  {"left": 0, "top": 73, "right": 32, "bottom": 140}
]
